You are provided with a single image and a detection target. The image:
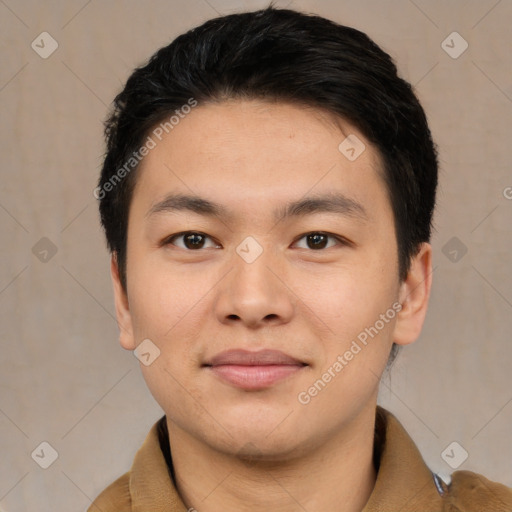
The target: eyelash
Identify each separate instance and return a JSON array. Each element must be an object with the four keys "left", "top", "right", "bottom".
[{"left": 161, "top": 231, "right": 350, "bottom": 251}]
